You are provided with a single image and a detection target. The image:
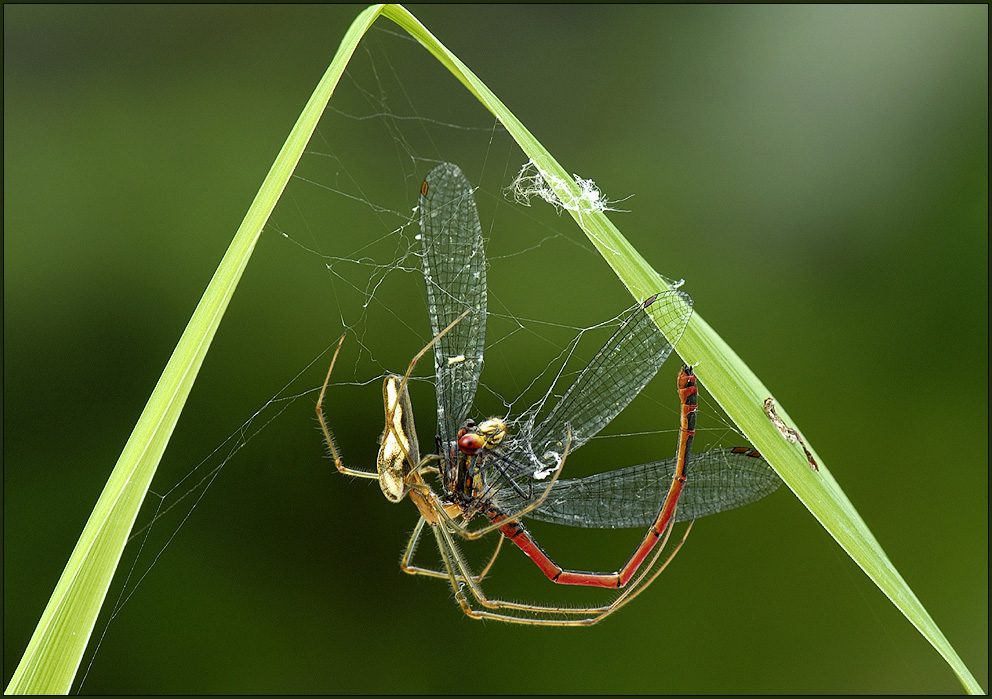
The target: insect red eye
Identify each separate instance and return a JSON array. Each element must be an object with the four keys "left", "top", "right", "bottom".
[{"left": 458, "top": 432, "right": 486, "bottom": 455}]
